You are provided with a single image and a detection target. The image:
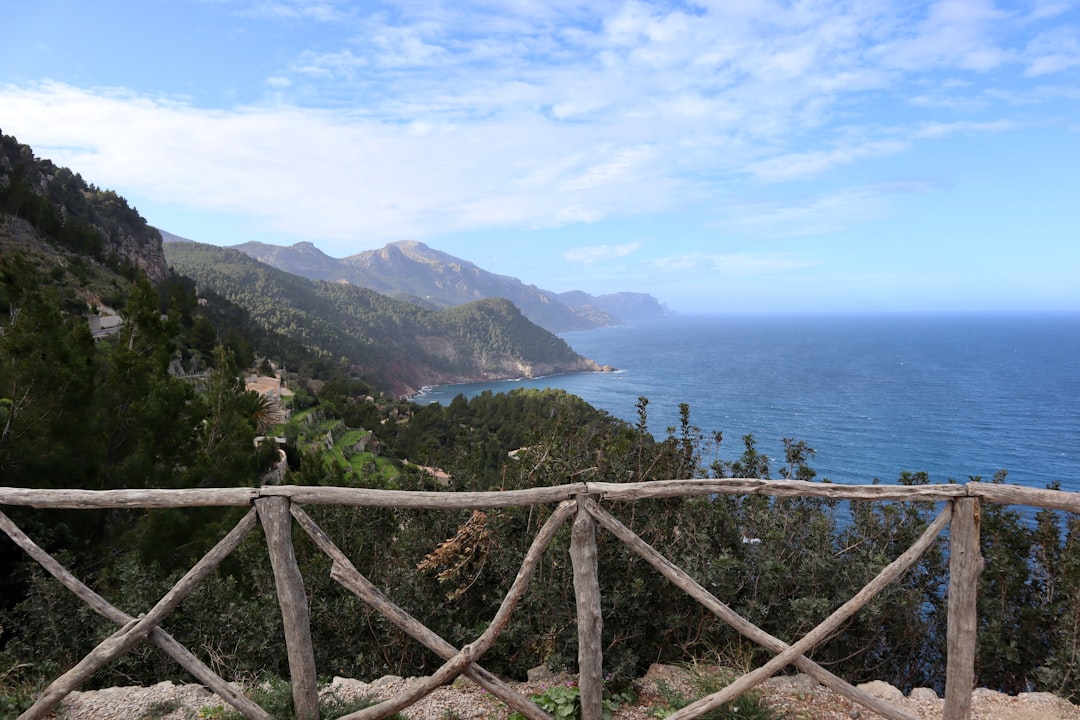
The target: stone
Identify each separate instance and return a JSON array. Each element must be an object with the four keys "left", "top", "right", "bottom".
[
  {"left": 765, "top": 673, "right": 820, "bottom": 693},
  {"left": 909, "top": 687, "right": 939, "bottom": 701},
  {"left": 856, "top": 680, "right": 904, "bottom": 702},
  {"left": 972, "top": 687, "right": 1008, "bottom": 702},
  {"left": 642, "top": 663, "right": 685, "bottom": 682},
  {"left": 527, "top": 665, "right": 555, "bottom": 682}
]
